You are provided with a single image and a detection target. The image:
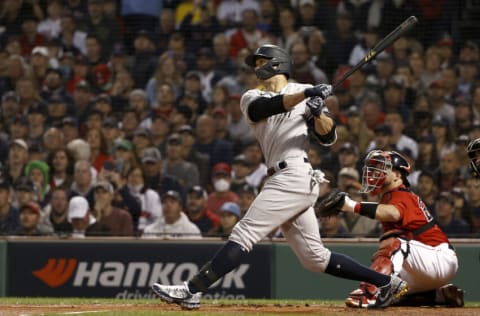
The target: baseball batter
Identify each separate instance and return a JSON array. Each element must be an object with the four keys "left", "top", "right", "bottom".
[
  {"left": 334, "top": 150, "right": 463, "bottom": 307},
  {"left": 151, "top": 44, "right": 408, "bottom": 309}
]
